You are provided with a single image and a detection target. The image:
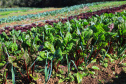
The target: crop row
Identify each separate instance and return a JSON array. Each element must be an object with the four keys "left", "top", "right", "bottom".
[
  {"left": 0, "top": 7, "right": 126, "bottom": 83},
  {"left": 0, "top": 2, "right": 108, "bottom": 24},
  {"left": 45, "top": 4, "right": 126, "bottom": 25},
  {"left": 0, "top": 7, "right": 35, "bottom": 12},
  {"left": 0, "top": 4, "right": 126, "bottom": 35}
]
